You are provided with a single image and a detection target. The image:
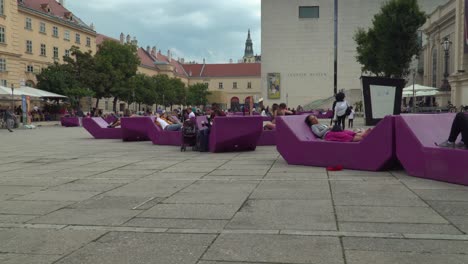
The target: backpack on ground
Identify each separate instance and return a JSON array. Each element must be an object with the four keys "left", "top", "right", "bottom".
[{"left": 196, "top": 128, "right": 210, "bottom": 152}]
